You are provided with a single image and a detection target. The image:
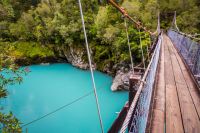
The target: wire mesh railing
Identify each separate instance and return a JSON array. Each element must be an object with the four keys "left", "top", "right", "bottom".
[
  {"left": 168, "top": 30, "right": 200, "bottom": 86},
  {"left": 120, "top": 34, "right": 162, "bottom": 133}
]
